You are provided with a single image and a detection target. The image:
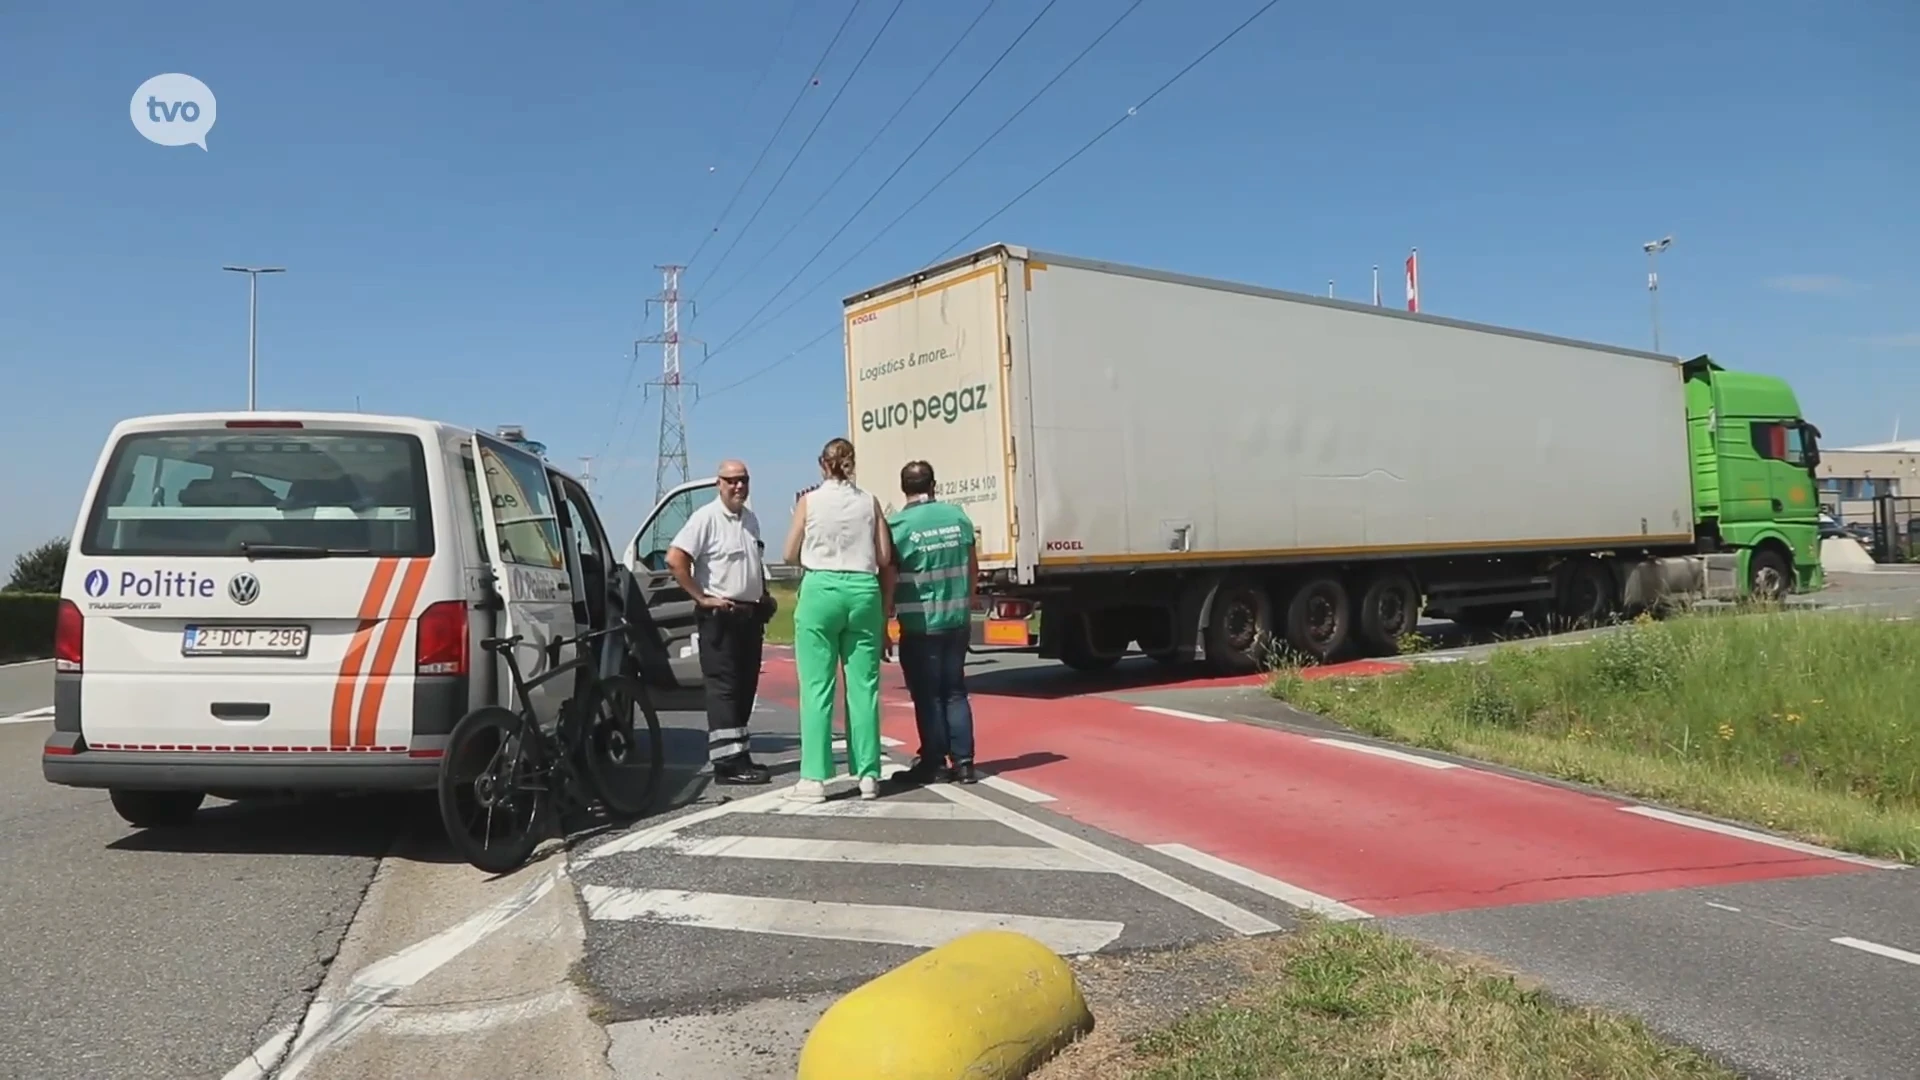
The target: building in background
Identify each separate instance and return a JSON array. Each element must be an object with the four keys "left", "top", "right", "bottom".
[{"left": 1816, "top": 440, "right": 1920, "bottom": 522}]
